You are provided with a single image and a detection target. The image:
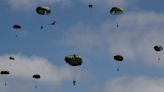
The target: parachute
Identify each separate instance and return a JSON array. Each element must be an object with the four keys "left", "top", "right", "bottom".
[
  {"left": 110, "top": 7, "right": 123, "bottom": 15},
  {"left": 33, "top": 74, "right": 41, "bottom": 88},
  {"left": 1, "top": 71, "right": 10, "bottom": 86},
  {"left": 1, "top": 71, "right": 10, "bottom": 75},
  {"left": 65, "top": 54, "right": 83, "bottom": 86},
  {"left": 110, "top": 7, "right": 123, "bottom": 29},
  {"left": 13, "top": 24, "right": 21, "bottom": 37},
  {"left": 36, "top": 6, "right": 52, "bottom": 30},
  {"left": 154, "top": 45, "right": 163, "bottom": 52},
  {"left": 36, "top": 6, "right": 51, "bottom": 15},
  {"left": 9, "top": 56, "right": 15, "bottom": 60},
  {"left": 114, "top": 55, "right": 123, "bottom": 61},
  {"left": 154, "top": 45, "right": 163, "bottom": 61},
  {"left": 13, "top": 24, "right": 21, "bottom": 29},
  {"left": 113, "top": 55, "right": 124, "bottom": 71},
  {"left": 88, "top": 4, "right": 93, "bottom": 8},
  {"left": 65, "top": 54, "right": 83, "bottom": 66}
]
